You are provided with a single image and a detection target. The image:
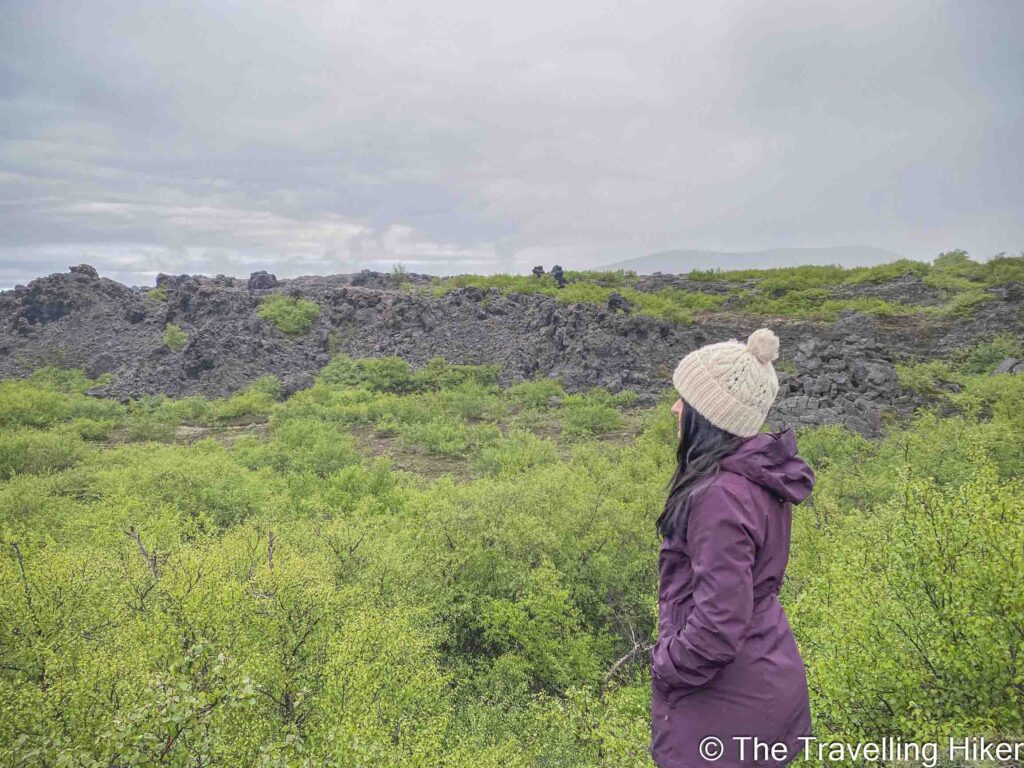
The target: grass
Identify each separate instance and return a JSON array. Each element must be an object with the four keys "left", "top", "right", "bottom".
[{"left": 429, "top": 252, "right": 1022, "bottom": 324}]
